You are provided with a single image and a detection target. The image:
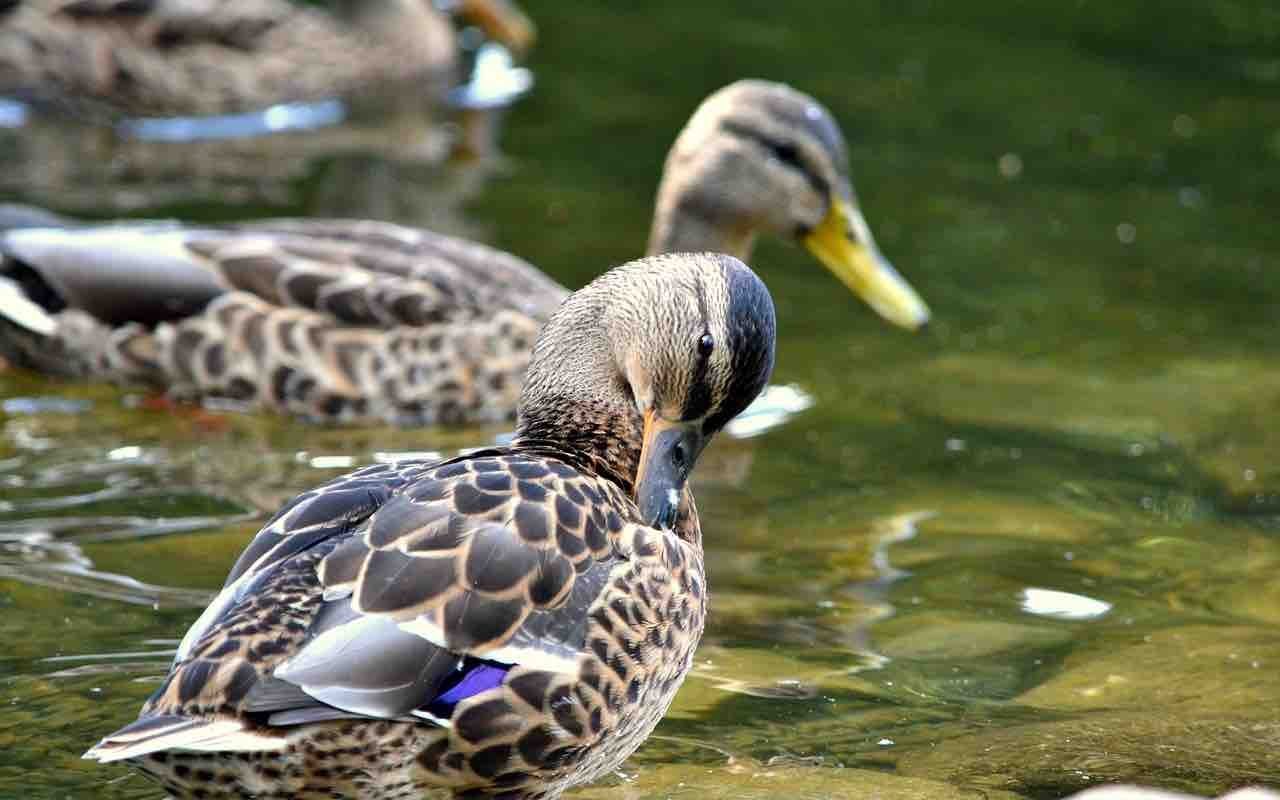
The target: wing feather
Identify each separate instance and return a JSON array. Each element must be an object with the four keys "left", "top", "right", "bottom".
[
  {"left": 89, "top": 450, "right": 648, "bottom": 765},
  {"left": 317, "top": 455, "right": 626, "bottom": 664}
]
